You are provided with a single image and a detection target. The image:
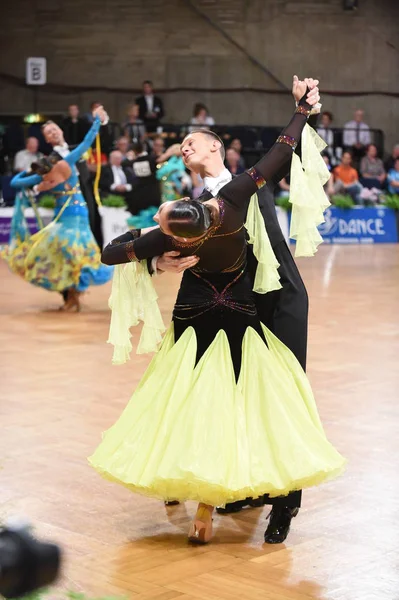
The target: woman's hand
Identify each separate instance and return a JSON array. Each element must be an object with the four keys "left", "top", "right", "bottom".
[
  {"left": 292, "top": 76, "right": 320, "bottom": 106},
  {"left": 92, "top": 105, "right": 108, "bottom": 124}
]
